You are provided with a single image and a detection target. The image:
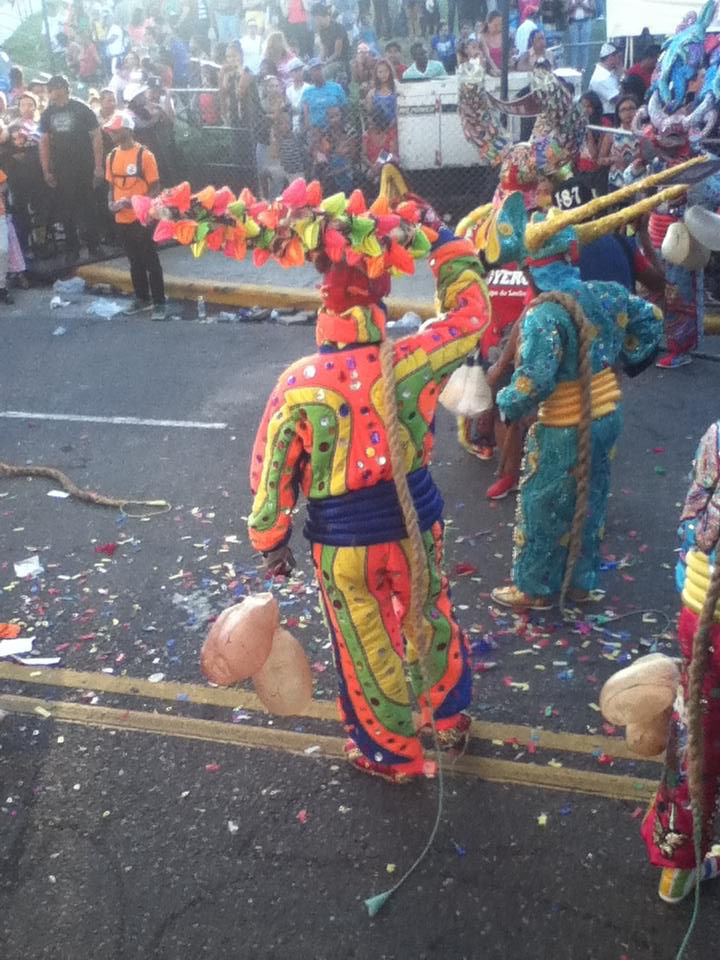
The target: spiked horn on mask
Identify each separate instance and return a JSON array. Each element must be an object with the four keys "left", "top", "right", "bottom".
[
  {"left": 528, "top": 184, "right": 690, "bottom": 251},
  {"left": 459, "top": 157, "right": 715, "bottom": 265},
  {"left": 142, "top": 167, "right": 437, "bottom": 278}
]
